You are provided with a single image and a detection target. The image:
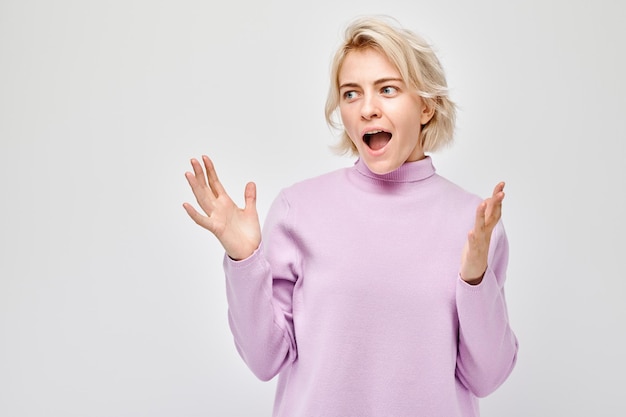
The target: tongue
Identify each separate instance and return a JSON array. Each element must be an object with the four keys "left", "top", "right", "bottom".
[{"left": 369, "top": 132, "right": 391, "bottom": 150}]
